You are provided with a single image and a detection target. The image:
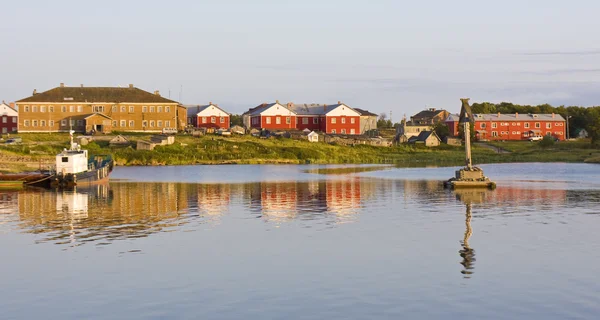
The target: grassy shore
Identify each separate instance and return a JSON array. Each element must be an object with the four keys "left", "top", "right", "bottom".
[{"left": 0, "top": 133, "right": 598, "bottom": 173}]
